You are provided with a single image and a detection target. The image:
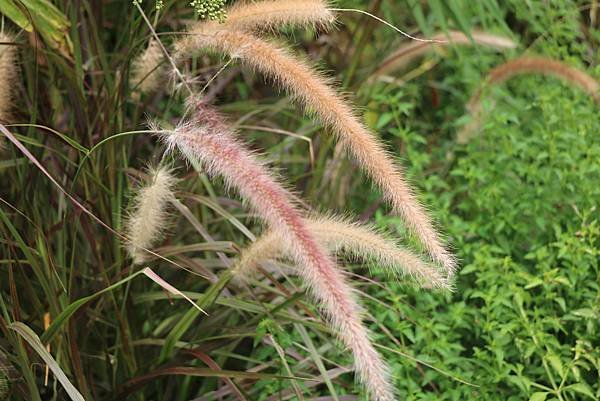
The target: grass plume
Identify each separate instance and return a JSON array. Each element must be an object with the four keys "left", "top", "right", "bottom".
[
  {"left": 183, "top": 0, "right": 334, "bottom": 37},
  {"left": 0, "top": 32, "right": 16, "bottom": 119},
  {"left": 223, "top": 0, "right": 334, "bottom": 31},
  {"left": 373, "top": 30, "right": 517, "bottom": 78},
  {"left": 174, "top": 29, "right": 456, "bottom": 276},
  {"left": 458, "top": 56, "right": 600, "bottom": 144},
  {"left": 234, "top": 215, "right": 450, "bottom": 290},
  {"left": 0, "top": 32, "right": 17, "bottom": 137},
  {"left": 125, "top": 165, "right": 177, "bottom": 264},
  {"left": 161, "top": 102, "right": 395, "bottom": 401},
  {"left": 473, "top": 57, "right": 600, "bottom": 104},
  {"left": 130, "top": 39, "right": 164, "bottom": 97}
]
